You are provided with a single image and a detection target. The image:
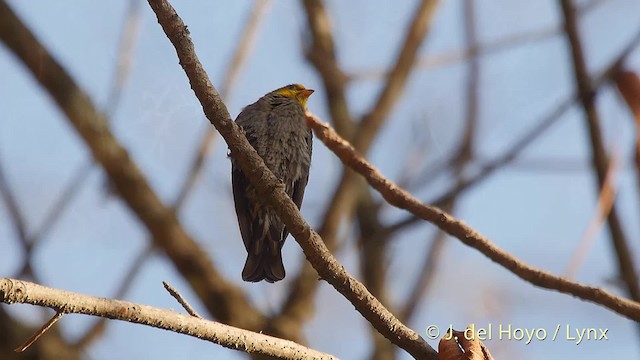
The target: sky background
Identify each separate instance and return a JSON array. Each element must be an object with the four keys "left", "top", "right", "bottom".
[{"left": 2, "top": 0, "right": 640, "bottom": 359}]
